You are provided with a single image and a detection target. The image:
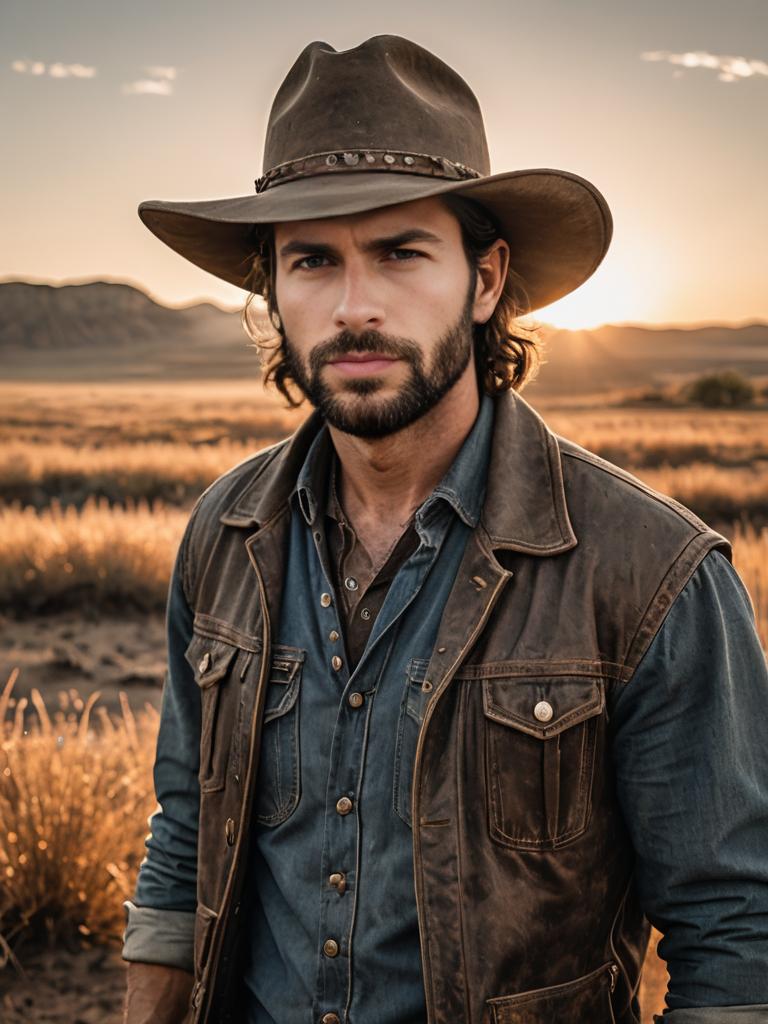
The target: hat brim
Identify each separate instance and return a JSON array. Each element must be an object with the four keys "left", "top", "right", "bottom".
[{"left": 138, "top": 168, "right": 612, "bottom": 313}]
